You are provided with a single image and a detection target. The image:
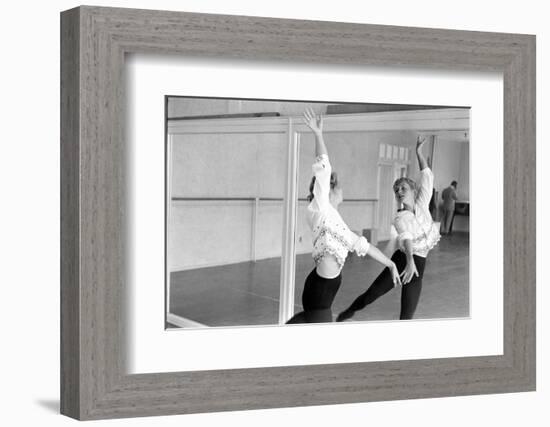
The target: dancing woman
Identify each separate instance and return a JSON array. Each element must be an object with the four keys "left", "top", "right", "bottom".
[
  {"left": 287, "top": 109, "right": 401, "bottom": 324},
  {"left": 337, "top": 136, "right": 440, "bottom": 321}
]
